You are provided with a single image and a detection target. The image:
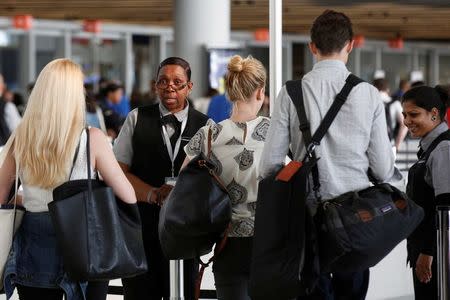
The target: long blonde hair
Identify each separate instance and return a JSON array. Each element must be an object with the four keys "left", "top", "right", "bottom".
[{"left": 2, "top": 58, "right": 85, "bottom": 188}]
